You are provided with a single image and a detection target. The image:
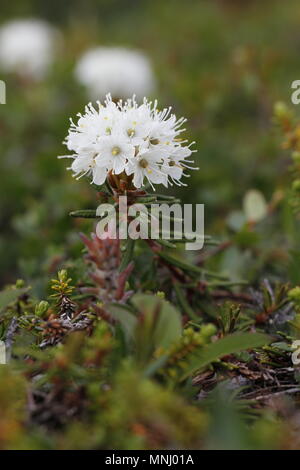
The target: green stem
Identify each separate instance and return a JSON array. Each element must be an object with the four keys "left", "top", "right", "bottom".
[{"left": 174, "top": 282, "right": 199, "bottom": 321}]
